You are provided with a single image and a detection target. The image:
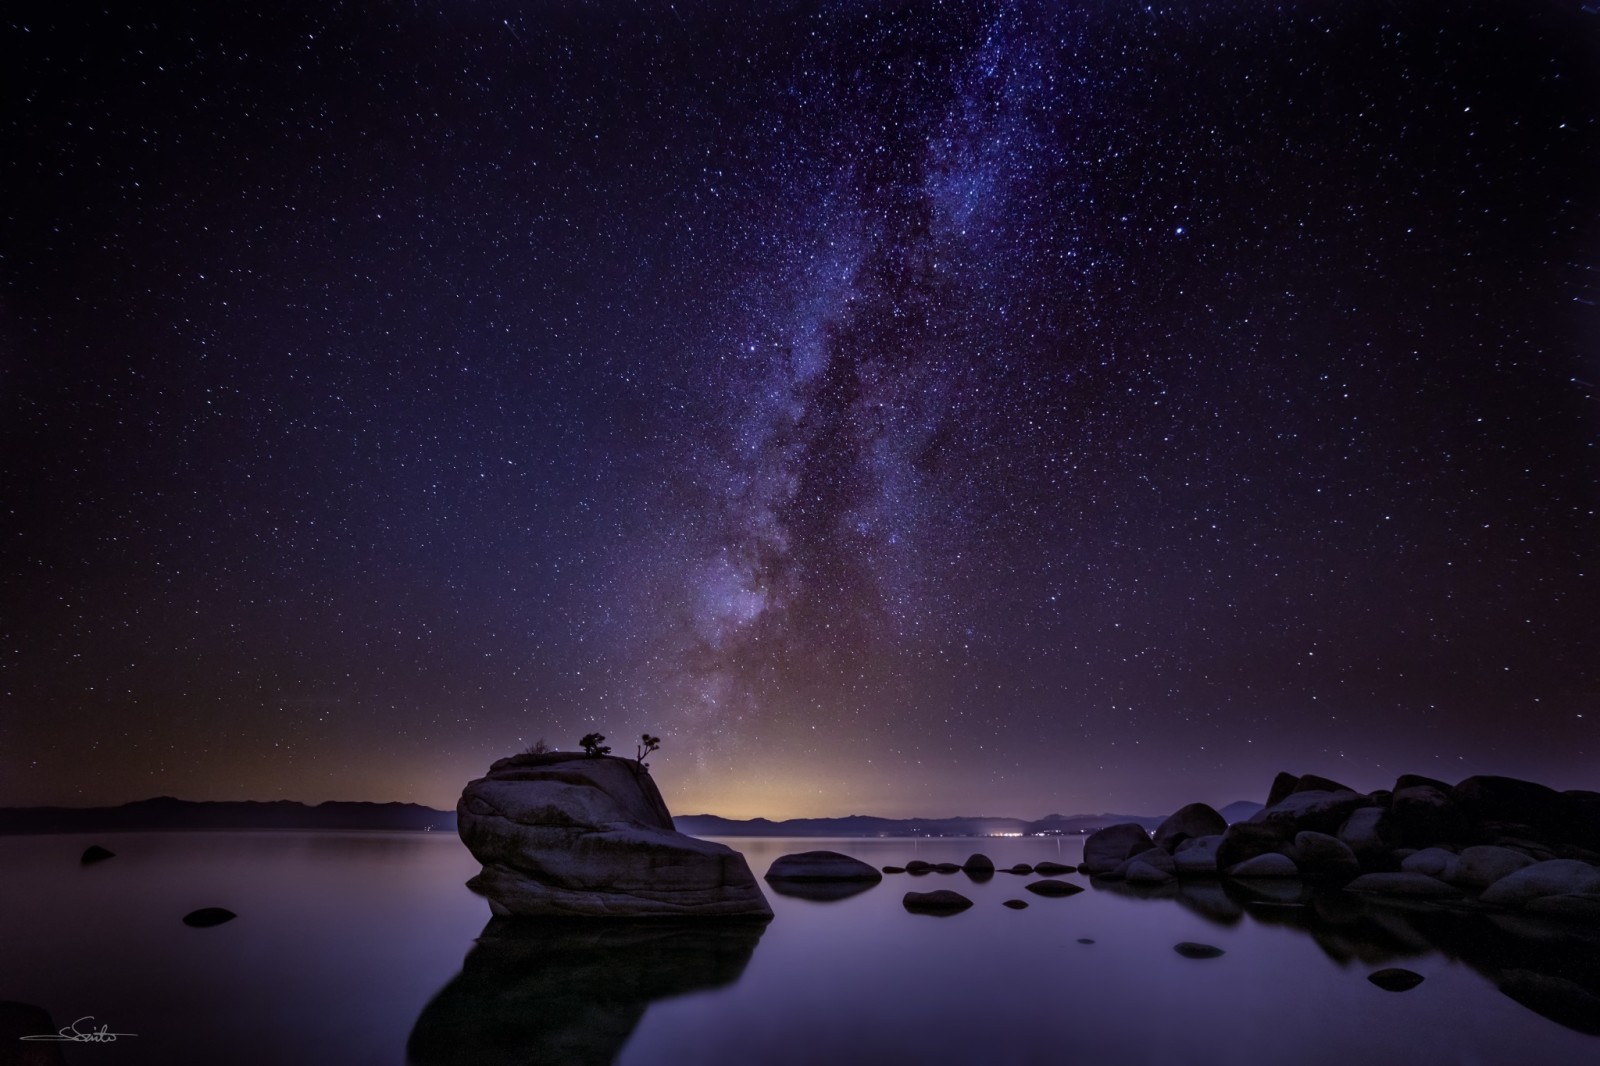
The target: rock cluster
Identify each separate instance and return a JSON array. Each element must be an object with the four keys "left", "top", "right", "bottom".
[
  {"left": 1080, "top": 771, "right": 1600, "bottom": 920},
  {"left": 457, "top": 753, "right": 772, "bottom": 918}
]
